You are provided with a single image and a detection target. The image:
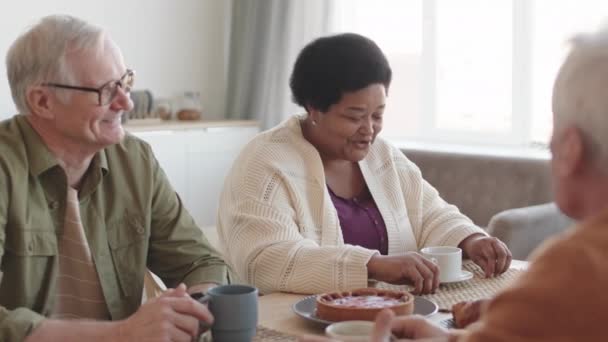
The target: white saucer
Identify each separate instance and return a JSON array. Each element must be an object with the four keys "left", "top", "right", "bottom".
[{"left": 441, "top": 270, "right": 474, "bottom": 284}]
